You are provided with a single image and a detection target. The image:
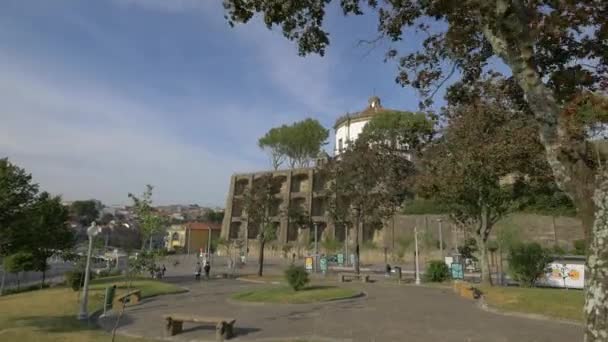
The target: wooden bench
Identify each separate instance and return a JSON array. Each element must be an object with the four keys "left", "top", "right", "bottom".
[
  {"left": 112, "top": 289, "right": 141, "bottom": 309},
  {"left": 338, "top": 273, "right": 370, "bottom": 283},
  {"left": 163, "top": 314, "right": 236, "bottom": 341}
]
